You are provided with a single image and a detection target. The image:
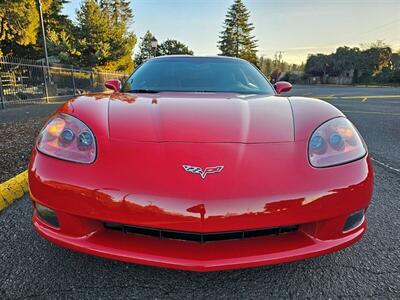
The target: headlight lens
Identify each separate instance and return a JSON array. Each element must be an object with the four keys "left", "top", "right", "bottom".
[
  {"left": 37, "top": 113, "right": 96, "bottom": 164},
  {"left": 308, "top": 117, "right": 366, "bottom": 167}
]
